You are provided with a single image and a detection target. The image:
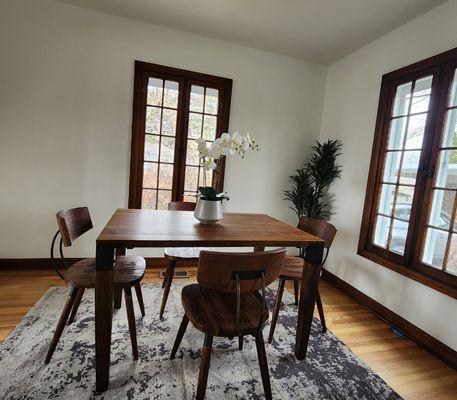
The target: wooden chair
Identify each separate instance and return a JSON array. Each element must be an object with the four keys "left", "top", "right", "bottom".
[
  {"left": 45, "top": 207, "right": 146, "bottom": 364},
  {"left": 267, "top": 217, "right": 337, "bottom": 343},
  {"left": 160, "top": 201, "right": 200, "bottom": 319},
  {"left": 170, "top": 248, "right": 286, "bottom": 400}
]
